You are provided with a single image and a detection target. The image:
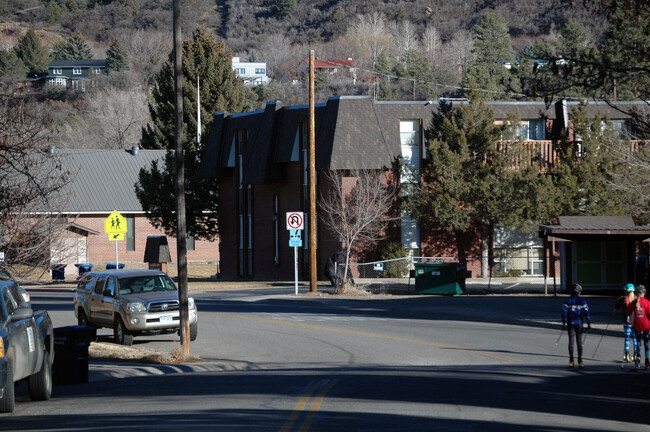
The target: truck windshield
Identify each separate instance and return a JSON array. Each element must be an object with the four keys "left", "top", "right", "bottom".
[{"left": 118, "top": 275, "right": 177, "bottom": 295}]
